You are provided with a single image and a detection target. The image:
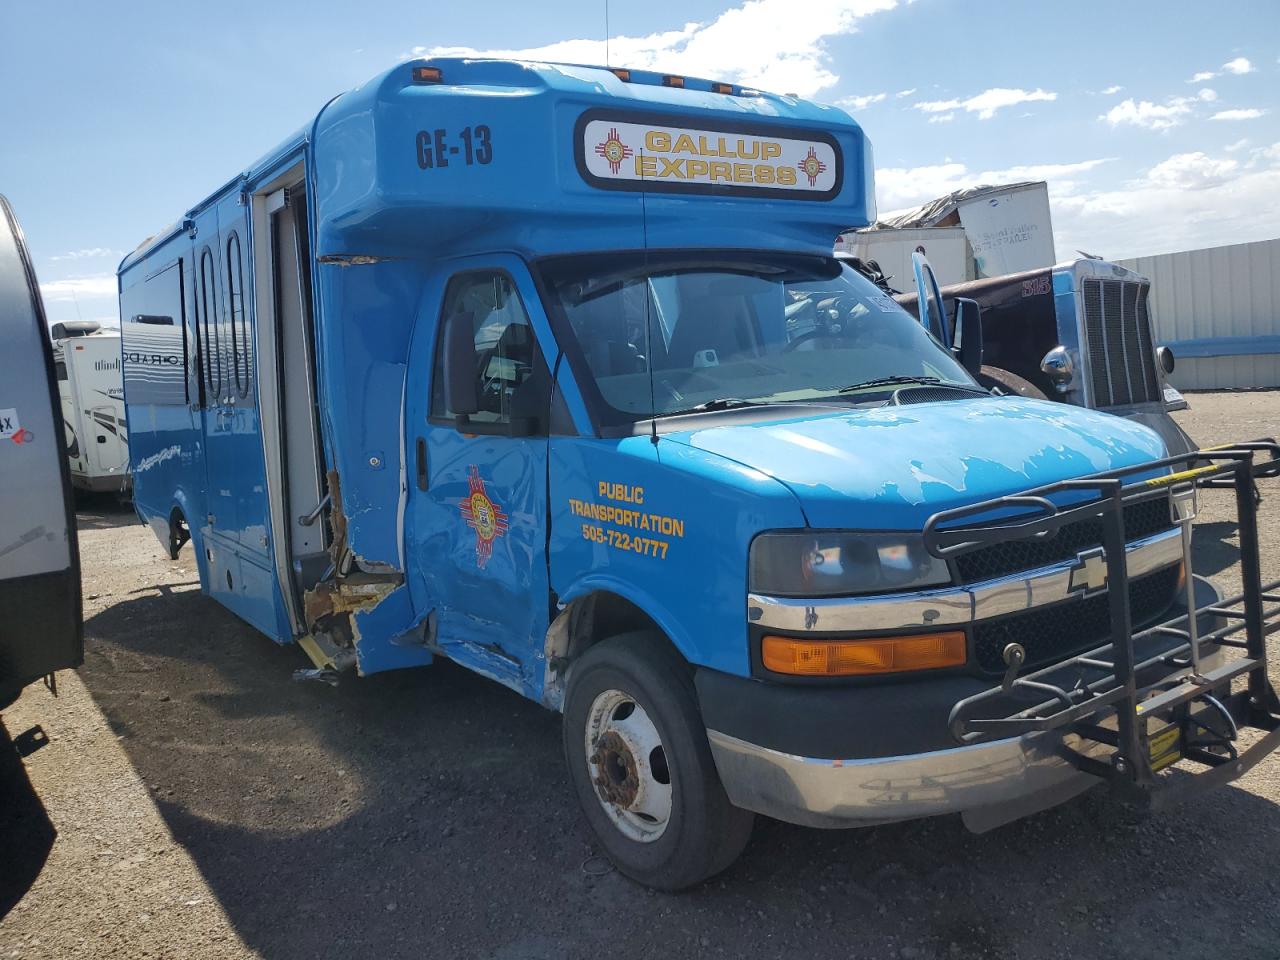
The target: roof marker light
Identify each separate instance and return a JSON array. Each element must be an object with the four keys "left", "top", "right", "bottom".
[
  {"left": 611, "top": 68, "right": 632, "bottom": 82},
  {"left": 712, "top": 82, "right": 734, "bottom": 95},
  {"left": 412, "top": 66, "right": 443, "bottom": 84},
  {"left": 662, "top": 75, "right": 685, "bottom": 88}
]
